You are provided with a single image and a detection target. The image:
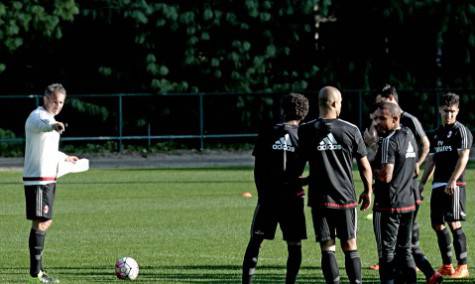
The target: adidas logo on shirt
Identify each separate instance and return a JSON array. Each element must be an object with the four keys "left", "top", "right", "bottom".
[
  {"left": 317, "top": 133, "right": 342, "bottom": 151},
  {"left": 406, "top": 142, "right": 416, "bottom": 158},
  {"left": 272, "top": 134, "right": 295, "bottom": 152}
]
